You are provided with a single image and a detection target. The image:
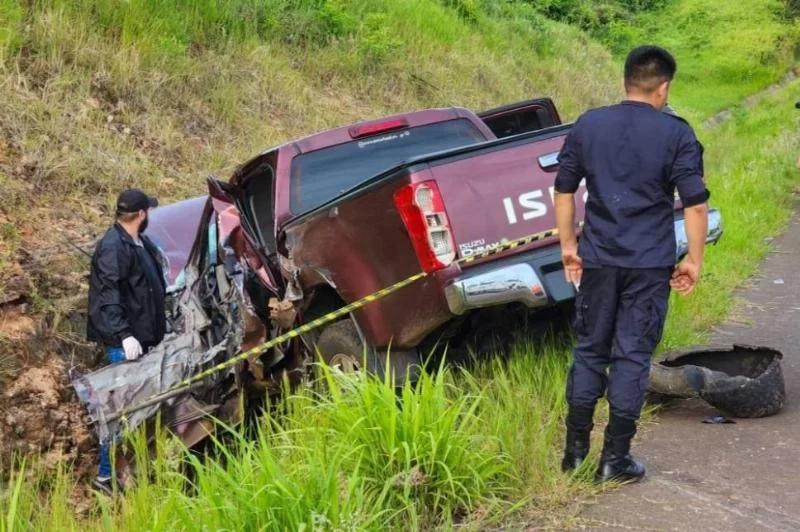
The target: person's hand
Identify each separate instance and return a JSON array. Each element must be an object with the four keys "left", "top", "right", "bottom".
[
  {"left": 671, "top": 258, "right": 702, "bottom": 295},
  {"left": 562, "top": 247, "right": 583, "bottom": 289},
  {"left": 122, "top": 336, "right": 143, "bottom": 361}
]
